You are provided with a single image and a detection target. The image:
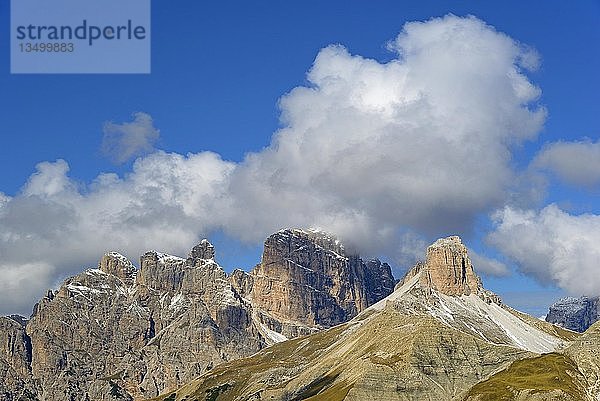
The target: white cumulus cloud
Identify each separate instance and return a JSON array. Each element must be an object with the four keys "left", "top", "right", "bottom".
[
  {"left": 0, "top": 152, "right": 234, "bottom": 315},
  {"left": 225, "top": 15, "right": 545, "bottom": 251},
  {"left": 488, "top": 205, "right": 600, "bottom": 296},
  {"left": 533, "top": 139, "right": 600, "bottom": 189},
  {"left": 0, "top": 15, "right": 547, "bottom": 315},
  {"left": 470, "top": 251, "right": 510, "bottom": 277}
]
